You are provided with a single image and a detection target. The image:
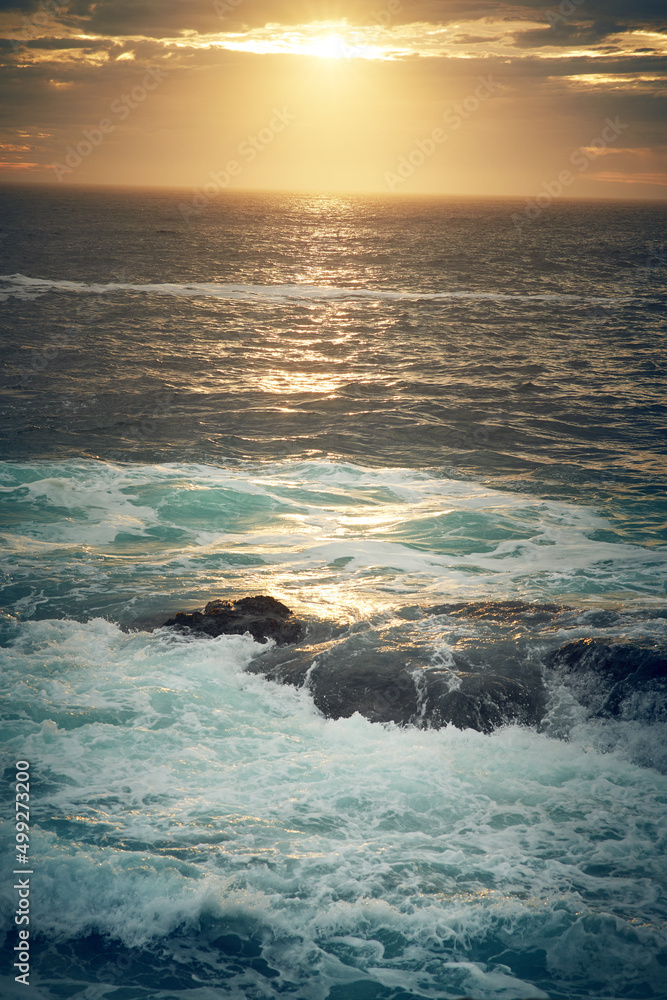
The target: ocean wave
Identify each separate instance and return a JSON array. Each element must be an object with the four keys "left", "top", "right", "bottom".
[
  {"left": 0, "top": 272, "right": 648, "bottom": 305},
  {"left": 1, "top": 459, "right": 665, "bottom": 628},
  {"left": 2, "top": 456, "right": 667, "bottom": 999},
  {"left": 1, "top": 616, "right": 666, "bottom": 998}
]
